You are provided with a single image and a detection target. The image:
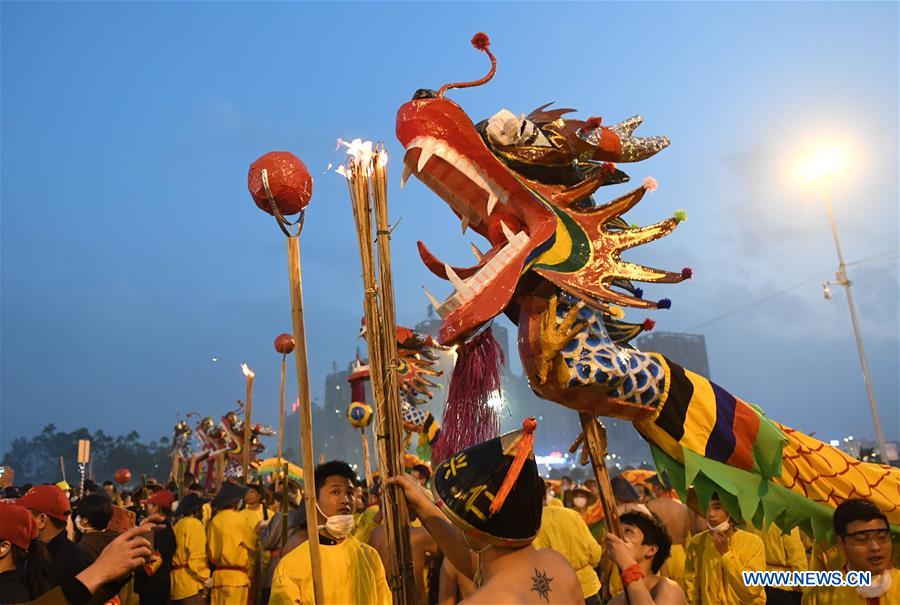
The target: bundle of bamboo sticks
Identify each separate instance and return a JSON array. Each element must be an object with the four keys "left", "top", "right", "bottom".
[{"left": 342, "top": 142, "right": 417, "bottom": 604}]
